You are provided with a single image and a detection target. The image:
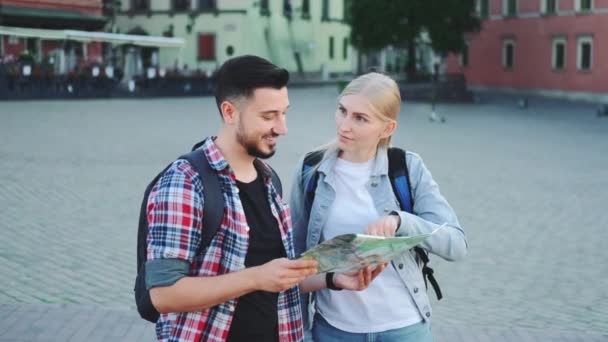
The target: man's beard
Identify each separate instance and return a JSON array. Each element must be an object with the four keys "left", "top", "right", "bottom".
[{"left": 236, "top": 125, "right": 277, "bottom": 159}]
